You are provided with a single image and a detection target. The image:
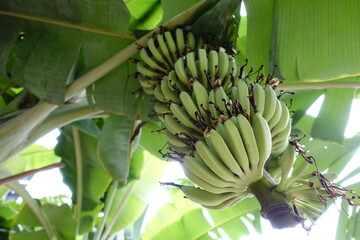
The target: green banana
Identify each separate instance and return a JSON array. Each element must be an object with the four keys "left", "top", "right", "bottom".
[
  {"left": 208, "top": 50, "right": 219, "bottom": 87},
  {"left": 252, "top": 83, "right": 265, "bottom": 115},
  {"left": 174, "top": 57, "right": 190, "bottom": 87},
  {"left": 252, "top": 112, "right": 272, "bottom": 170},
  {"left": 147, "top": 37, "right": 169, "bottom": 67},
  {"left": 215, "top": 86, "right": 230, "bottom": 115},
  {"left": 175, "top": 28, "right": 185, "bottom": 56},
  {"left": 181, "top": 155, "right": 238, "bottom": 189},
  {"left": 275, "top": 144, "right": 297, "bottom": 192},
  {"left": 163, "top": 114, "right": 193, "bottom": 136},
  {"left": 218, "top": 51, "right": 230, "bottom": 82},
  {"left": 198, "top": 48, "right": 209, "bottom": 88},
  {"left": 222, "top": 118, "right": 251, "bottom": 173},
  {"left": 194, "top": 140, "right": 240, "bottom": 183},
  {"left": 139, "top": 48, "right": 168, "bottom": 73},
  {"left": 154, "top": 85, "right": 167, "bottom": 102},
  {"left": 268, "top": 99, "right": 282, "bottom": 129},
  {"left": 271, "top": 101, "right": 290, "bottom": 137},
  {"left": 192, "top": 81, "right": 211, "bottom": 124},
  {"left": 137, "top": 62, "right": 160, "bottom": 79},
  {"left": 180, "top": 185, "right": 238, "bottom": 207},
  {"left": 164, "top": 129, "right": 187, "bottom": 147},
  {"left": 154, "top": 102, "right": 171, "bottom": 114},
  {"left": 186, "top": 51, "right": 198, "bottom": 78},
  {"left": 237, "top": 79, "right": 251, "bottom": 116},
  {"left": 186, "top": 32, "right": 196, "bottom": 50},
  {"left": 170, "top": 103, "right": 201, "bottom": 132},
  {"left": 263, "top": 84, "right": 277, "bottom": 121},
  {"left": 179, "top": 91, "right": 199, "bottom": 120},
  {"left": 205, "top": 129, "right": 244, "bottom": 177},
  {"left": 208, "top": 89, "right": 218, "bottom": 119},
  {"left": 236, "top": 114, "right": 260, "bottom": 170},
  {"left": 161, "top": 76, "right": 181, "bottom": 104},
  {"left": 157, "top": 33, "right": 174, "bottom": 66},
  {"left": 164, "top": 31, "right": 177, "bottom": 62}
]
